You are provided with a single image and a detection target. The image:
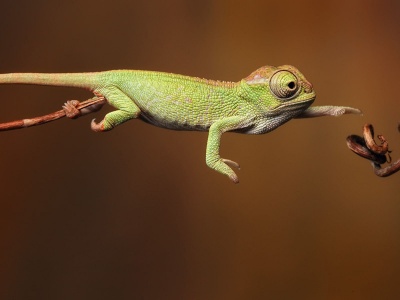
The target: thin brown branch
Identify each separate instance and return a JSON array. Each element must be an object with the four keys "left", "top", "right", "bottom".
[
  {"left": 0, "top": 96, "right": 106, "bottom": 131},
  {"left": 362, "top": 123, "right": 389, "bottom": 154},
  {"left": 346, "top": 123, "right": 400, "bottom": 177}
]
